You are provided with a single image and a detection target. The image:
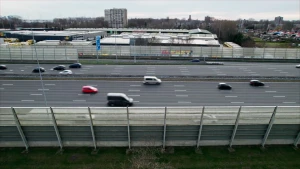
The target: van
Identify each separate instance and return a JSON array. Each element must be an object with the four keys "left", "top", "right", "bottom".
[
  {"left": 107, "top": 93, "right": 133, "bottom": 107},
  {"left": 143, "top": 76, "right": 162, "bottom": 85}
]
